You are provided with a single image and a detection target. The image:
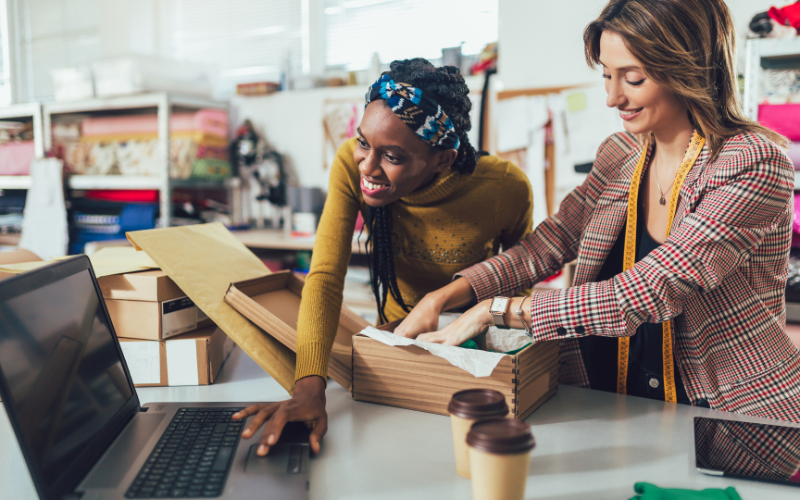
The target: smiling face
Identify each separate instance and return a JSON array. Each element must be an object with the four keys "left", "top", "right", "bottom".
[
  {"left": 354, "top": 101, "right": 457, "bottom": 208},
  {"left": 599, "top": 31, "right": 689, "bottom": 137}
]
